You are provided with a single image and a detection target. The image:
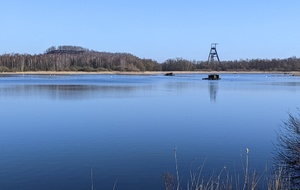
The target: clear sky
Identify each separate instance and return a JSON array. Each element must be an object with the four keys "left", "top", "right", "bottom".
[{"left": 1, "top": 0, "right": 299, "bottom": 62}]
